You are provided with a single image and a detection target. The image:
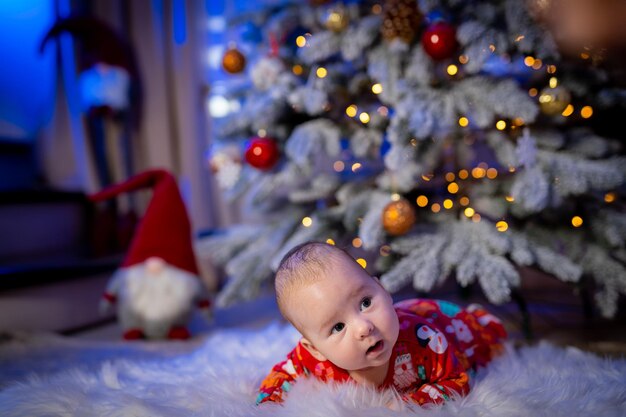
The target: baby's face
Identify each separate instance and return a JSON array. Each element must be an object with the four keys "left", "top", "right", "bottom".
[{"left": 288, "top": 256, "right": 399, "bottom": 374}]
